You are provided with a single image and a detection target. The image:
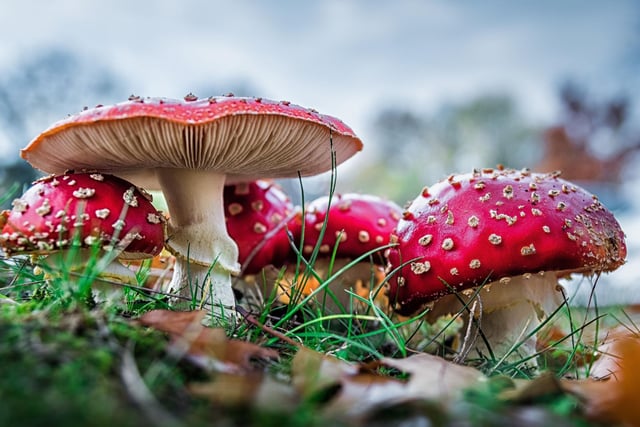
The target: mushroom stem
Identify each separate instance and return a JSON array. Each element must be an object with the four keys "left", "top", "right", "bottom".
[
  {"left": 156, "top": 168, "right": 240, "bottom": 317},
  {"left": 428, "top": 273, "right": 564, "bottom": 368},
  {"left": 36, "top": 248, "right": 139, "bottom": 295}
]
